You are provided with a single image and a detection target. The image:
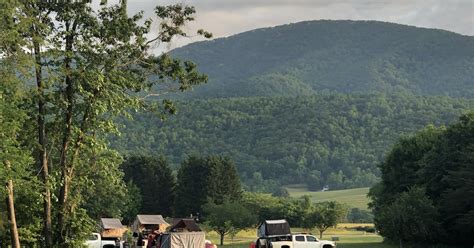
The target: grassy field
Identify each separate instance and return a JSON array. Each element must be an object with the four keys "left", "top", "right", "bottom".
[
  {"left": 285, "top": 185, "right": 371, "bottom": 210},
  {"left": 206, "top": 225, "right": 396, "bottom": 248}
]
